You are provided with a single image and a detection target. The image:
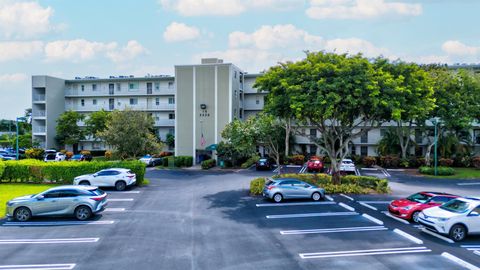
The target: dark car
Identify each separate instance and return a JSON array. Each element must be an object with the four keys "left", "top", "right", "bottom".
[{"left": 256, "top": 158, "right": 272, "bottom": 170}]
